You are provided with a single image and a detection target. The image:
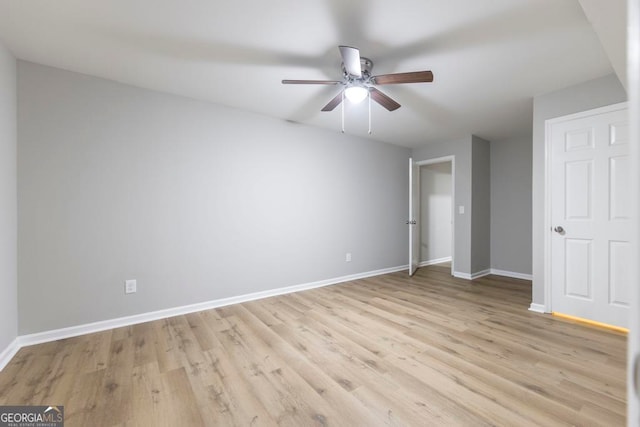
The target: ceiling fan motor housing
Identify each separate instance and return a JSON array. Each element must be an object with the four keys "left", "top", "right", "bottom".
[{"left": 342, "top": 57, "right": 373, "bottom": 80}]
